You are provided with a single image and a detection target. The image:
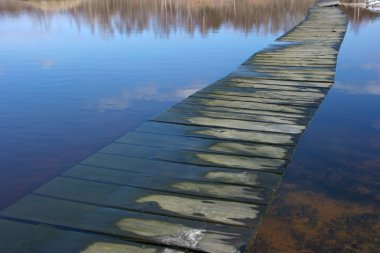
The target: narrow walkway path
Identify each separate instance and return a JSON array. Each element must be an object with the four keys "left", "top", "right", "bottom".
[{"left": 0, "top": 3, "right": 347, "bottom": 253}]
